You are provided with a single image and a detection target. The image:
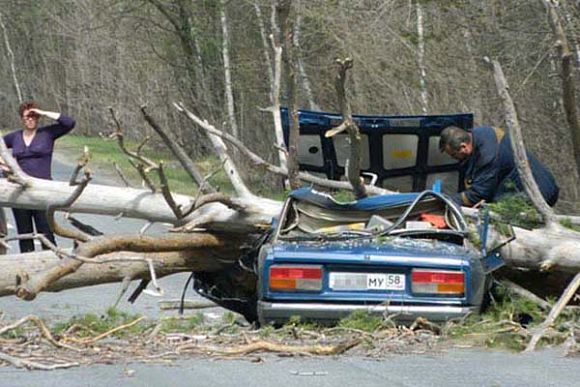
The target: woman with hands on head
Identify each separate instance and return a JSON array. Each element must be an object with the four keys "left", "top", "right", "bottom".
[{"left": 3, "top": 100, "right": 76, "bottom": 253}]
